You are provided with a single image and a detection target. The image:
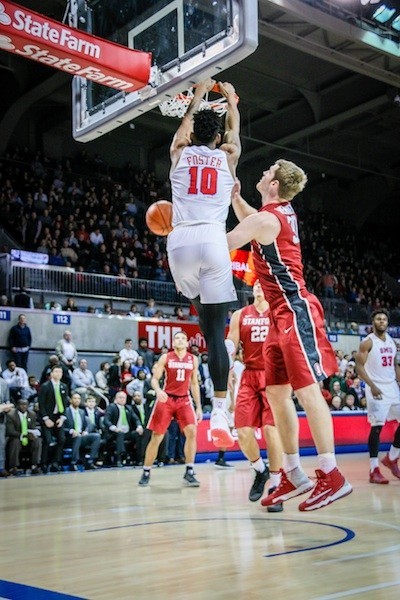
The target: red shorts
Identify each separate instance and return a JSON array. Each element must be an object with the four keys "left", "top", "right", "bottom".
[
  {"left": 235, "top": 369, "right": 275, "bottom": 429},
  {"left": 263, "top": 292, "right": 337, "bottom": 391},
  {"left": 147, "top": 395, "right": 197, "bottom": 435}
]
